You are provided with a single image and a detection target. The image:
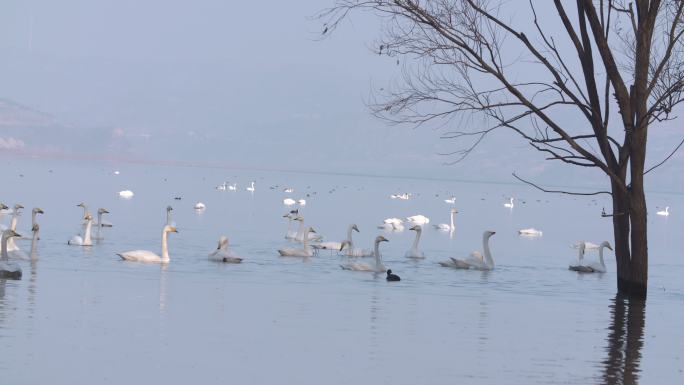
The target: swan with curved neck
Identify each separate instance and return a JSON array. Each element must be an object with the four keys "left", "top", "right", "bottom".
[
  {"left": 504, "top": 197, "right": 514, "bottom": 208},
  {"left": 586, "top": 241, "right": 612, "bottom": 273},
  {"left": 246, "top": 181, "right": 255, "bottom": 192},
  {"left": 208, "top": 236, "right": 243, "bottom": 263},
  {"left": 656, "top": 206, "right": 670, "bottom": 216},
  {"left": 405, "top": 225, "right": 425, "bottom": 259},
  {"left": 69, "top": 213, "right": 93, "bottom": 246},
  {"left": 439, "top": 231, "right": 496, "bottom": 270},
  {"left": 30, "top": 222, "right": 40, "bottom": 259},
  {"left": 434, "top": 209, "right": 457, "bottom": 231},
  {"left": 340, "top": 236, "right": 388, "bottom": 272},
  {"left": 278, "top": 227, "right": 316, "bottom": 257},
  {"left": 118, "top": 225, "right": 178, "bottom": 263},
  {"left": 0, "top": 229, "right": 22, "bottom": 279},
  {"left": 313, "top": 224, "right": 360, "bottom": 252},
  {"left": 6, "top": 204, "right": 24, "bottom": 251}
]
